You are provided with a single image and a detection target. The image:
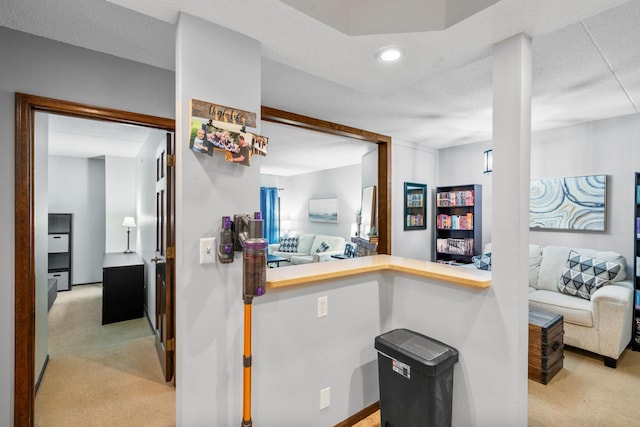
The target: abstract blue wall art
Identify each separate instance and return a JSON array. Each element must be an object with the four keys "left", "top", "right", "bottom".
[{"left": 530, "top": 175, "right": 606, "bottom": 231}]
